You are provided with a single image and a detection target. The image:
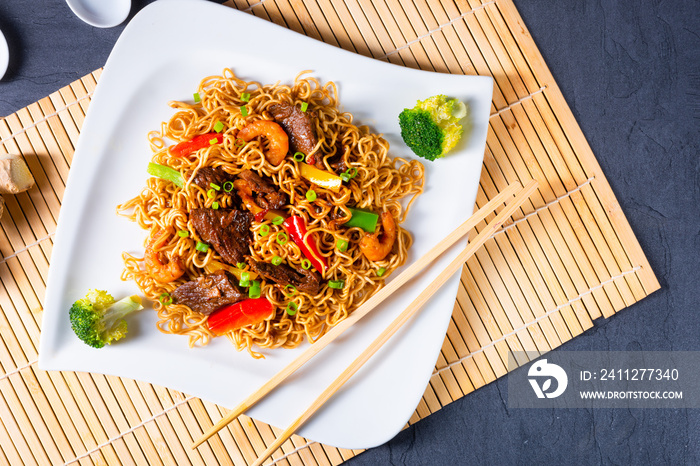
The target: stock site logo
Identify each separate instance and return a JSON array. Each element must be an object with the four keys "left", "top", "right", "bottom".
[{"left": 528, "top": 359, "right": 568, "bottom": 399}]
